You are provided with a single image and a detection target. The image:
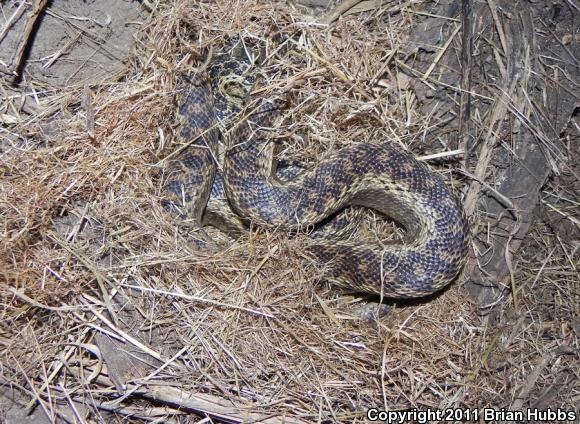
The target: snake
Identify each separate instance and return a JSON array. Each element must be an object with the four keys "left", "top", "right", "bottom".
[{"left": 163, "top": 42, "right": 469, "bottom": 299}]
